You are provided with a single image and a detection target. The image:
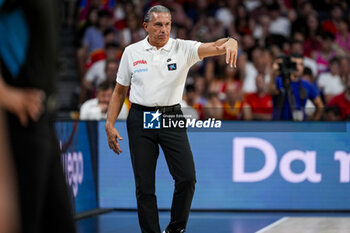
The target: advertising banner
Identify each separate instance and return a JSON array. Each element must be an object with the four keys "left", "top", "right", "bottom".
[
  {"left": 55, "top": 121, "right": 98, "bottom": 213},
  {"left": 98, "top": 121, "right": 350, "bottom": 210}
]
